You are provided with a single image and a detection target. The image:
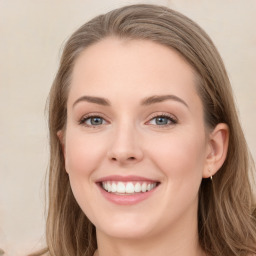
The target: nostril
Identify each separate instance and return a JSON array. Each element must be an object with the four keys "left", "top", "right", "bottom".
[{"left": 111, "top": 156, "right": 136, "bottom": 161}]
